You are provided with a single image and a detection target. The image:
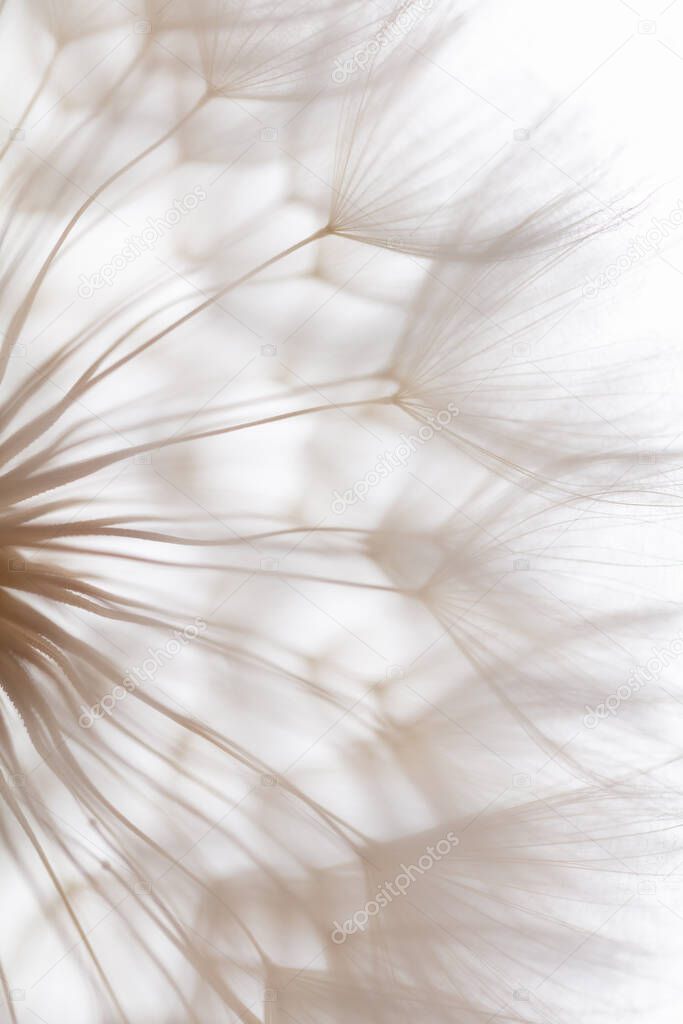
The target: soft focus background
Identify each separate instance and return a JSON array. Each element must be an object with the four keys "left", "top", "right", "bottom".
[{"left": 1, "top": 1, "right": 683, "bottom": 1021}]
